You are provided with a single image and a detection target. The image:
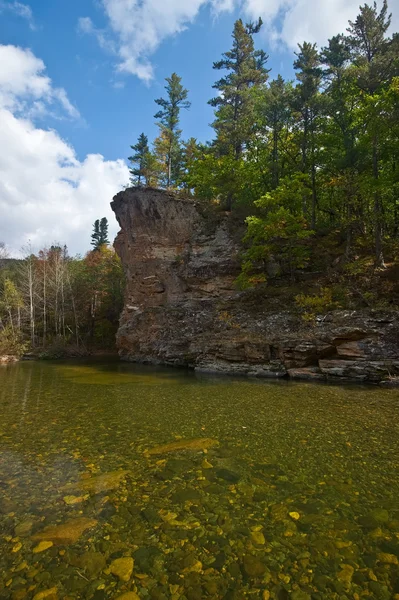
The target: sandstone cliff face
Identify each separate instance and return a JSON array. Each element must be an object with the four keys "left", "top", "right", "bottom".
[{"left": 111, "top": 188, "right": 399, "bottom": 384}]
